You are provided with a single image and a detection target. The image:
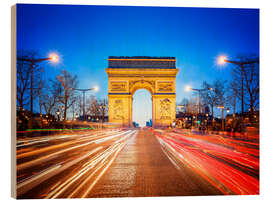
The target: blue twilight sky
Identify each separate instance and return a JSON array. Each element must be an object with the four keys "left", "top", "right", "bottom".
[{"left": 17, "top": 4, "right": 259, "bottom": 126}]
